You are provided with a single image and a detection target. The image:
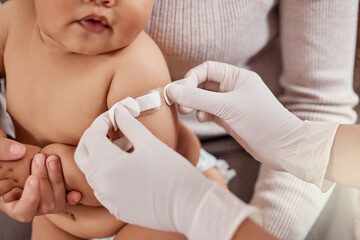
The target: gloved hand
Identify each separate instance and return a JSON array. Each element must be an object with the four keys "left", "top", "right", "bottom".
[
  {"left": 75, "top": 98, "right": 262, "bottom": 240},
  {"left": 166, "top": 61, "right": 339, "bottom": 190}
]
